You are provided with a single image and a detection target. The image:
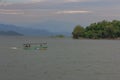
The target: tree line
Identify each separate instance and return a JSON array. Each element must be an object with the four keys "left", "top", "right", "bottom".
[{"left": 72, "top": 20, "right": 120, "bottom": 39}]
